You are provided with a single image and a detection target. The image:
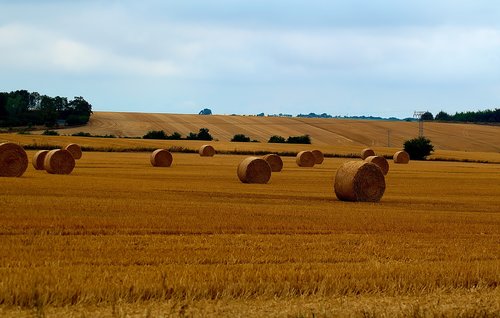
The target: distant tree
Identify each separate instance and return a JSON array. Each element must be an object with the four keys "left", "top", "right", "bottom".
[
  {"left": 199, "top": 108, "right": 212, "bottom": 115},
  {"left": 286, "top": 134, "right": 311, "bottom": 144},
  {"left": 143, "top": 130, "right": 168, "bottom": 139},
  {"left": 268, "top": 135, "right": 286, "bottom": 143},
  {"left": 435, "top": 111, "right": 451, "bottom": 121},
  {"left": 166, "top": 132, "right": 182, "bottom": 140},
  {"left": 421, "top": 111, "right": 434, "bottom": 121},
  {"left": 196, "top": 128, "right": 213, "bottom": 140},
  {"left": 231, "top": 134, "right": 251, "bottom": 142},
  {"left": 39, "top": 95, "right": 58, "bottom": 127},
  {"left": 42, "top": 129, "right": 59, "bottom": 136},
  {"left": 187, "top": 128, "right": 213, "bottom": 141},
  {"left": 256, "top": 112, "right": 265, "bottom": 117},
  {"left": 0, "top": 90, "right": 93, "bottom": 127},
  {"left": 403, "top": 136, "right": 434, "bottom": 160}
]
